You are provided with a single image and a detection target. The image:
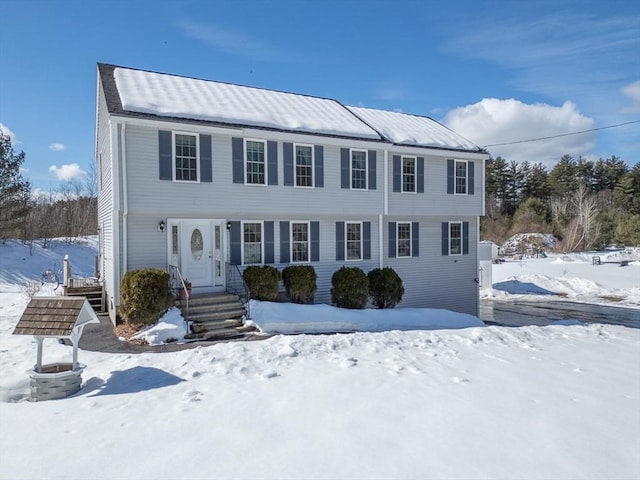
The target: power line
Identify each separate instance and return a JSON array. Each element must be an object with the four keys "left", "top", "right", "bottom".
[{"left": 483, "top": 120, "right": 640, "bottom": 148}]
